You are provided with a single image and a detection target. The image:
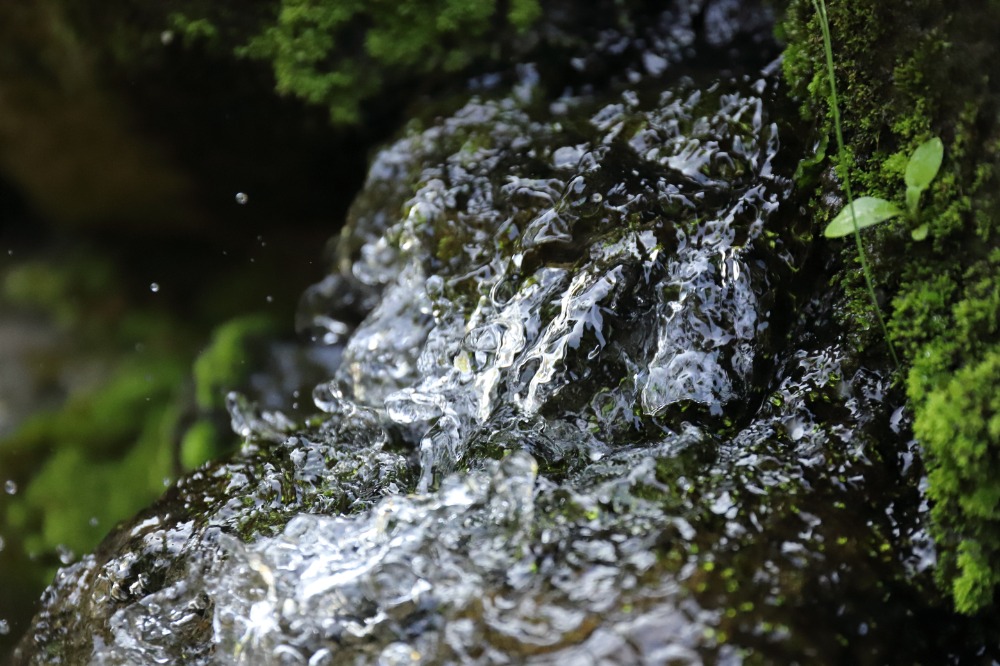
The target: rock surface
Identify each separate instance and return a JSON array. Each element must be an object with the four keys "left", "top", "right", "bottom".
[{"left": 13, "top": 1, "right": 995, "bottom": 663}]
